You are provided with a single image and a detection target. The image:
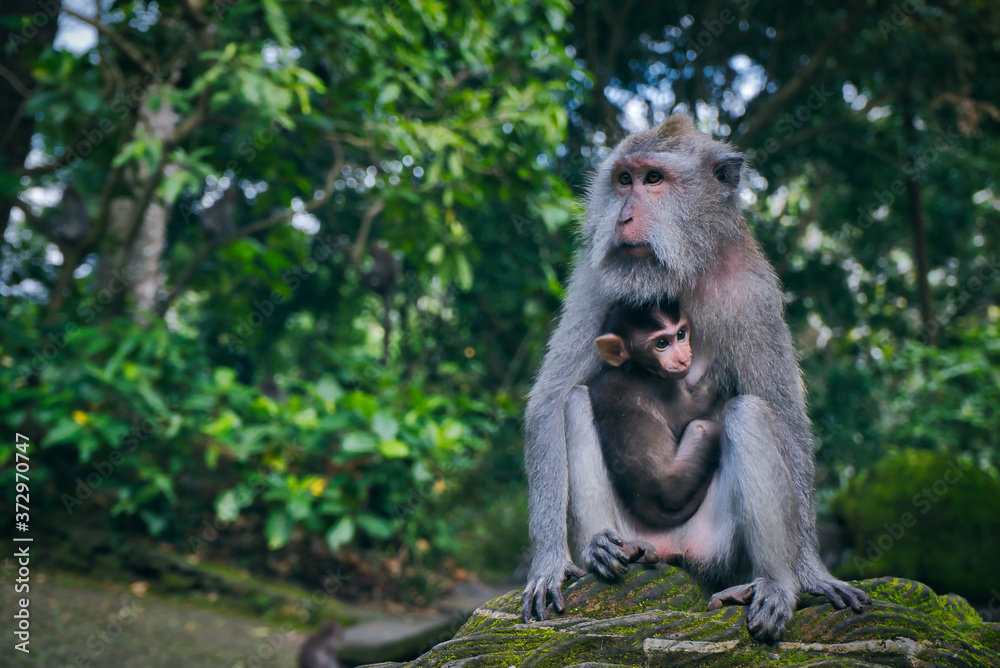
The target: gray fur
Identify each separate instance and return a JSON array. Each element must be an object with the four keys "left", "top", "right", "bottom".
[{"left": 521, "top": 114, "right": 869, "bottom": 640}]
